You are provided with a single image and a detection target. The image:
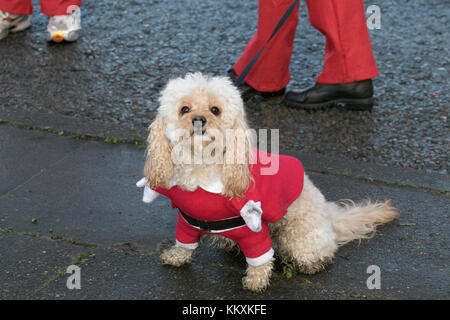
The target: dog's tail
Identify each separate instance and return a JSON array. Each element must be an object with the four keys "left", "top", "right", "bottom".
[{"left": 328, "top": 199, "right": 399, "bottom": 246}]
